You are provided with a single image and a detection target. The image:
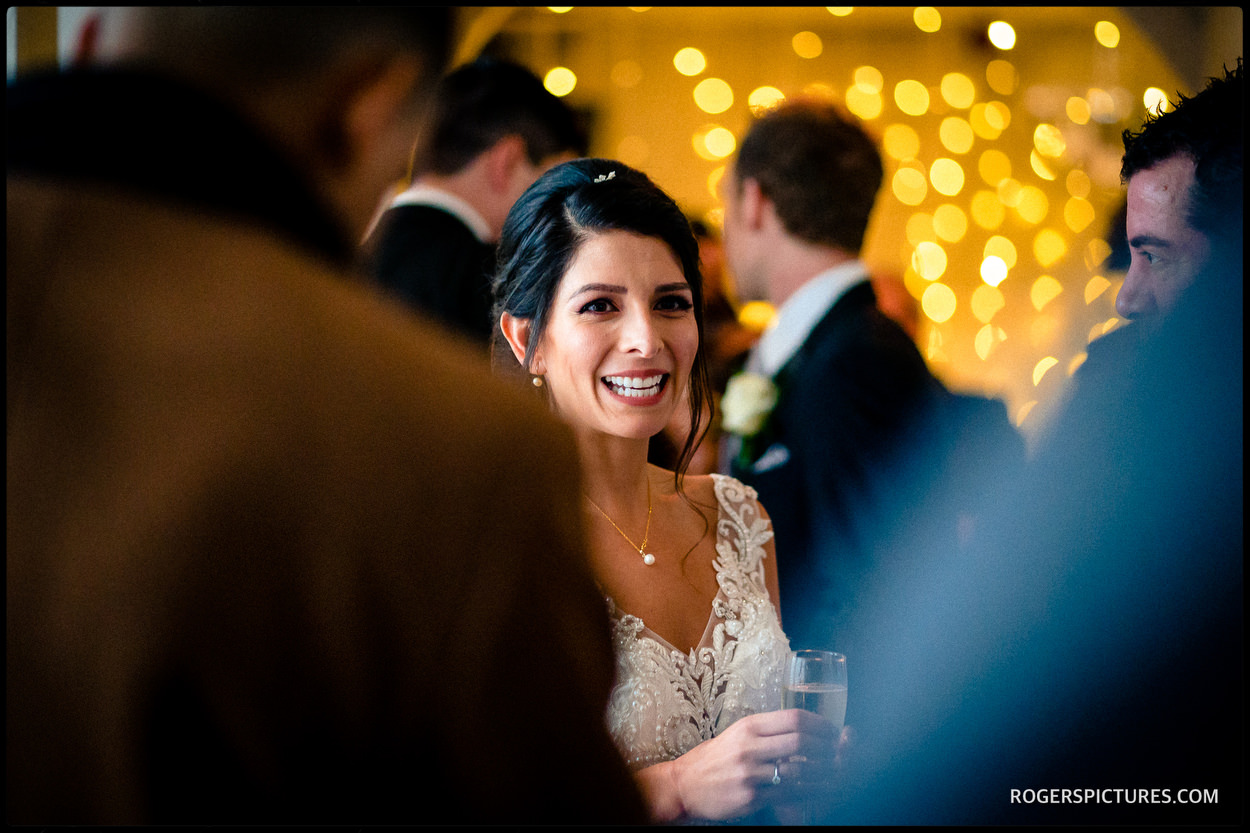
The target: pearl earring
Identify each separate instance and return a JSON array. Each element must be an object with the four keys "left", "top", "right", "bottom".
[{"left": 532, "top": 375, "right": 544, "bottom": 388}]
